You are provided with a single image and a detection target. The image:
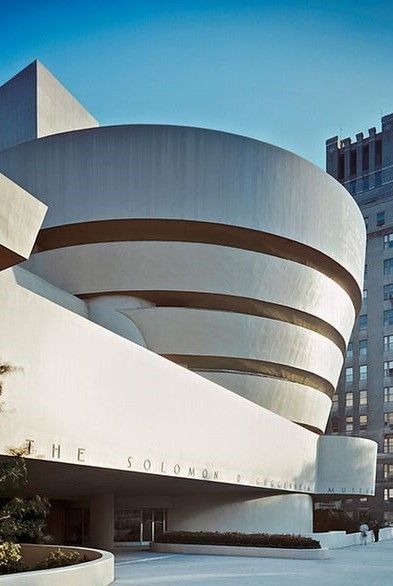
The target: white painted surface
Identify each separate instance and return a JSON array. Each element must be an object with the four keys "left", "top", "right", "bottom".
[
  {"left": 0, "top": 271, "right": 376, "bottom": 496},
  {"left": 0, "top": 173, "right": 46, "bottom": 262},
  {"left": 153, "top": 542, "right": 330, "bottom": 560},
  {"left": 3, "top": 266, "right": 87, "bottom": 317},
  {"left": 24, "top": 241, "right": 356, "bottom": 343},
  {"left": 169, "top": 494, "right": 314, "bottom": 535},
  {"left": 0, "top": 544, "right": 113, "bottom": 586},
  {"left": 0, "top": 61, "right": 97, "bottom": 152},
  {"left": 86, "top": 295, "right": 151, "bottom": 346},
  {"left": 124, "top": 307, "right": 343, "bottom": 388},
  {"left": 317, "top": 435, "right": 377, "bottom": 495},
  {"left": 197, "top": 371, "right": 331, "bottom": 432},
  {"left": 0, "top": 272, "right": 319, "bottom": 492},
  {"left": 308, "top": 527, "right": 393, "bottom": 548},
  {"left": 0, "top": 125, "right": 365, "bottom": 289},
  {"left": 36, "top": 61, "right": 98, "bottom": 138}
]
